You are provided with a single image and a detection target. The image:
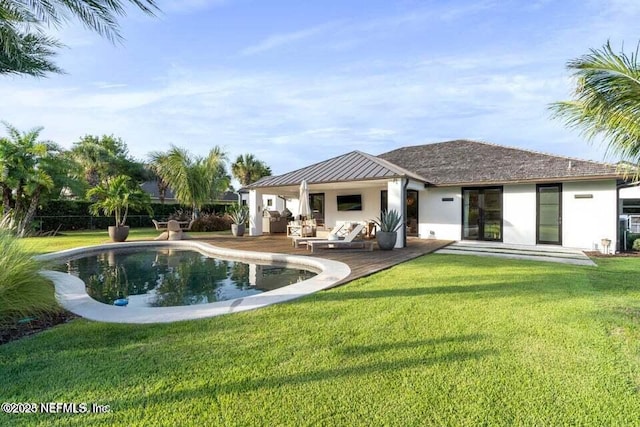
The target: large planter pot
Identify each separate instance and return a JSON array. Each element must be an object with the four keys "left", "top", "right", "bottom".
[
  {"left": 376, "top": 231, "right": 397, "bottom": 250},
  {"left": 108, "top": 225, "right": 130, "bottom": 242},
  {"left": 231, "top": 224, "right": 245, "bottom": 237}
]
